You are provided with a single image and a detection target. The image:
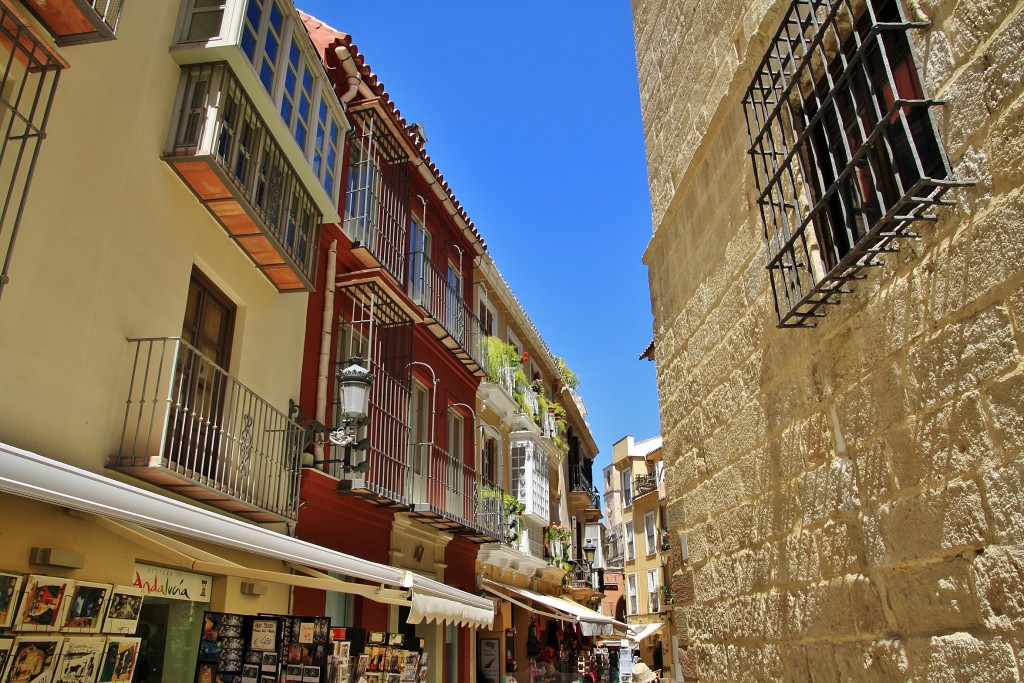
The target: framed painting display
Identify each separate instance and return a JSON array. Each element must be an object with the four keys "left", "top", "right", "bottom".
[
  {"left": 0, "top": 574, "right": 24, "bottom": 630},
  {"left": 97, "top": 637, "right": 139, "bottom": 683},
  {"left": 0, "top": 639, "right": 13, "bottom": 676},
  {"left": 52, "top": 637, "right": 106, "bottom": 683},
  {"left": 102, "top": 588, "right": 143, "bottom": 635},
  {"left": 16, "top": 576, "right": 73, "bottom": 632},
  {"left": 61, "top": 583, "right": 112, "bottom": 634},
  {"left": 2, "top": 635, "right": 63, "bottom": 683}
]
